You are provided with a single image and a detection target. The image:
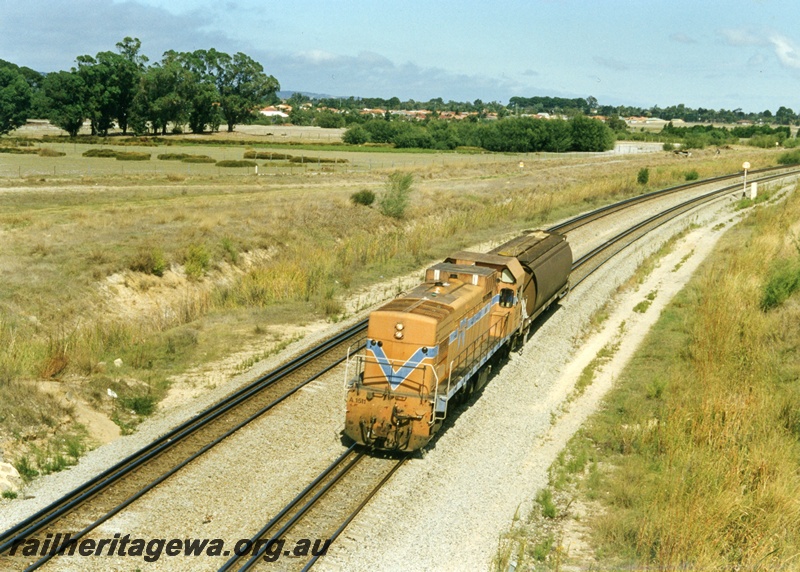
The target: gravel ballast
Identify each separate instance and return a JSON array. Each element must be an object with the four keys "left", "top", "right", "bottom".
[{"left": 1, "top": 180, "right": 790, "bottom": 571}]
